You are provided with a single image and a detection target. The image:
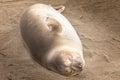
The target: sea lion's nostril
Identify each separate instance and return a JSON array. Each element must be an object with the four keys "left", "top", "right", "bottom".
[
  {"left": 77, "top": 65, "right": 82, "bottom": 71},
  {"left": 77, "top": 64, "right": 83, "bottom": 71},
  {"left": 71, "top": 62, "right": 83, "bottom": 71}
]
